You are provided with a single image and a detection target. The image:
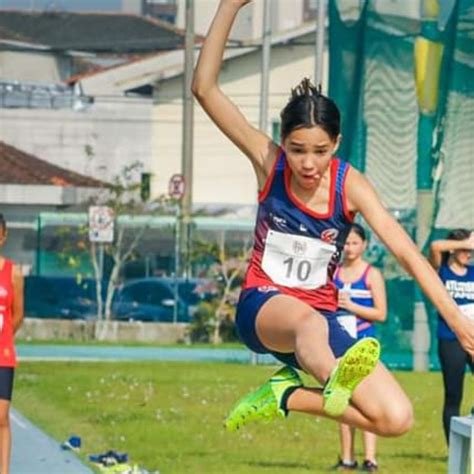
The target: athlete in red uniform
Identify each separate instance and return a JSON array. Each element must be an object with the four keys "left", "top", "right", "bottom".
[
  {"left": 0, "top": 214, "right": 24, "bottom": 474},
  {"left": 192, "top": 0, "right": 474, "bottom": 439}
]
